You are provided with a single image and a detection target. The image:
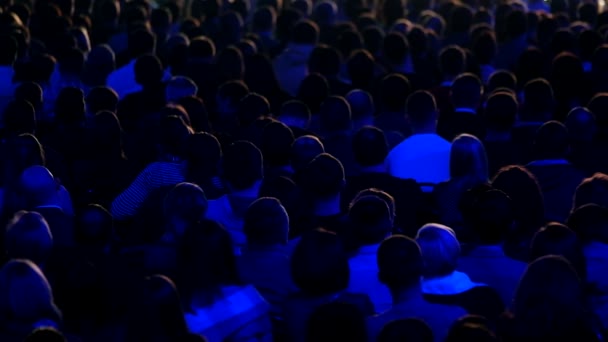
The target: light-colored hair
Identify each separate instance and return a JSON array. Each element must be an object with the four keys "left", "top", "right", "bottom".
[
  {"left": 415, "top": 223, "right": 461, "bottom": 277},
  {"left": 449, "top": 134, "right": 489, "bottom": 185},
  {"left": 0, "top": 259, "right": 61, "bottom": 325}
]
